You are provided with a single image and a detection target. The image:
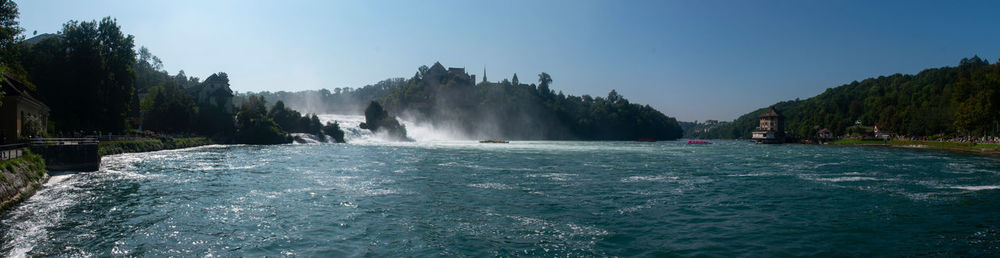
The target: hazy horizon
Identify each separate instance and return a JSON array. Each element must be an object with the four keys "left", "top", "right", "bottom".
[{"left": 15, "top": 0, "right": 1000, "bottom": 121}]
